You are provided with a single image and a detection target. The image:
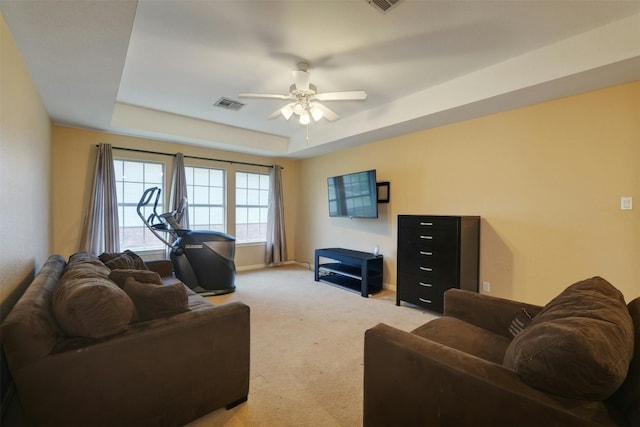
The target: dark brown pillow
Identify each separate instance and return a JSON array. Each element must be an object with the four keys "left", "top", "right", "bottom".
[
  {"left": 52, "top": 277, "right": 134, "bottom": 339},
  {"left": 503, "top": 277, "right": 634, "bottom": 400},
  {"left": 100, "top": 250, "right": 148, "bottom": 271},
  {"left": 507, "top": 308, "right": 533, "bottom": 337},
  {"left": 123, "top": 277, "right": 189, "bottom": 322},
  {"left": 109, "top": 269, "right": 163, "bottom": 288}
]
